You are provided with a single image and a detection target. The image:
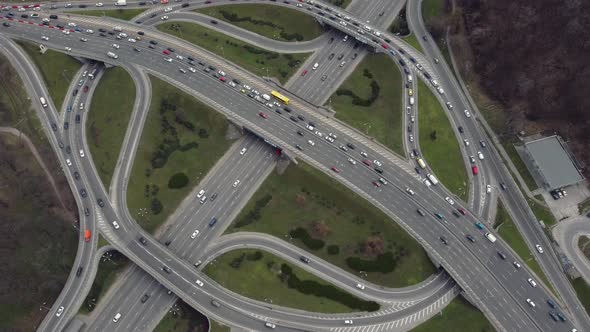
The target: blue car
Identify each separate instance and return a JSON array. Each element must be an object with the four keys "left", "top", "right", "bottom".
[
  {"left": 475, "top": 222, "right": 484, "bottom": 230},
  {"left": 67, "top": 105, "right": 72, "bottom": 112}
]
